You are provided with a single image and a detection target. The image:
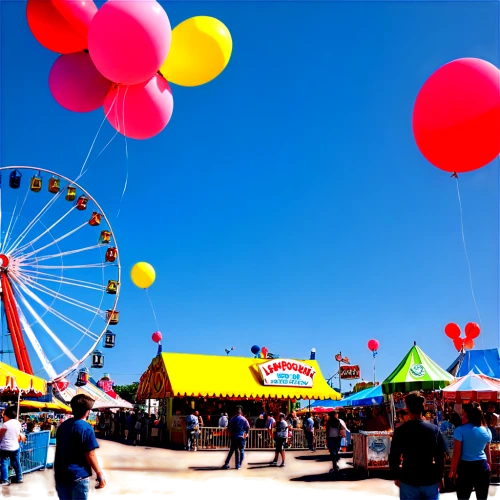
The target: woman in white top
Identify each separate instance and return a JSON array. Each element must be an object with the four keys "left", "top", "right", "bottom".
[{"left": 326, "top": 411, "right": 348, "bottom": 473}]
